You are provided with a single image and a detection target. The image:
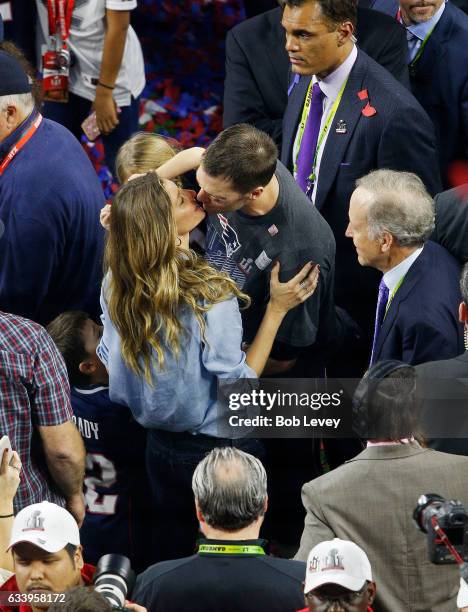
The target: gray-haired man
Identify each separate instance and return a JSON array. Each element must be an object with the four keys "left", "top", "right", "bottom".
[
  {"left": 345, "top": 169, "right": 464, "bottom": 366},
  {"left": 132, "top": 447, "right": 306, "bottom": 612}
]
